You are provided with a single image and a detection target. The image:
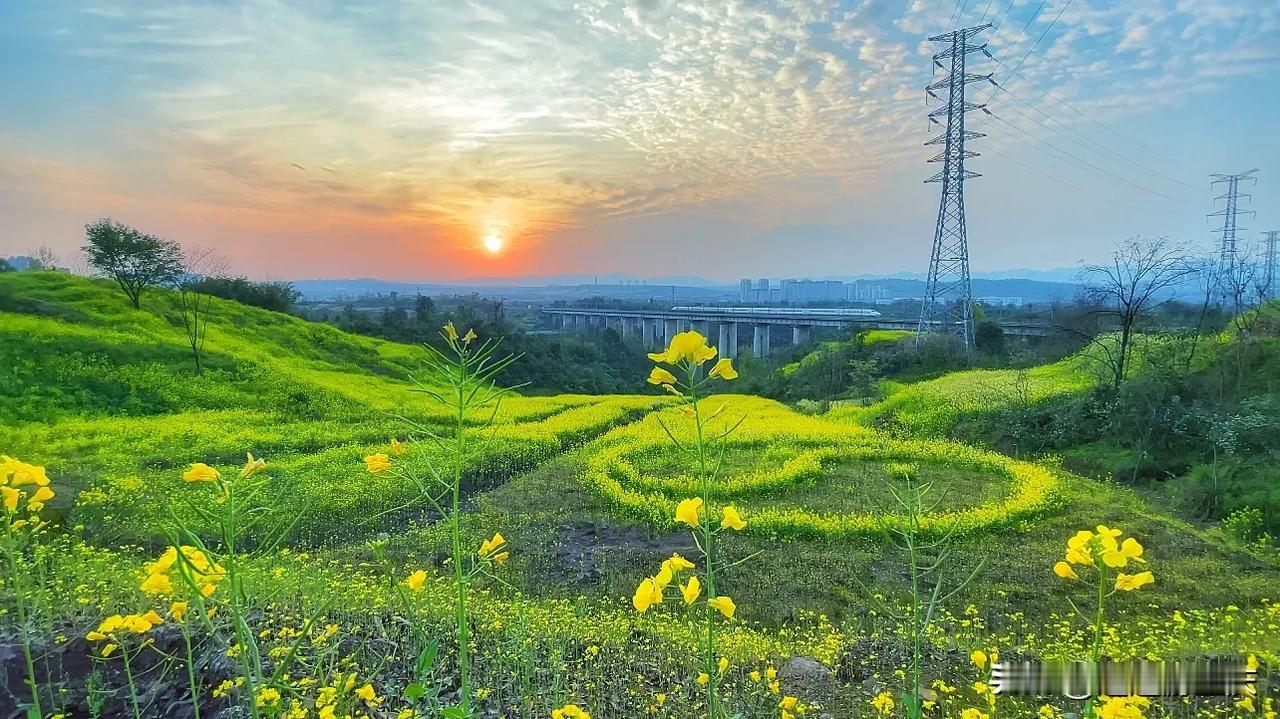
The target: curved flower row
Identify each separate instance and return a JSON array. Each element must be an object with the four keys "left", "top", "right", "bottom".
[{"left": 583, "top": 429, "right": 1063, "bottom": 540}]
